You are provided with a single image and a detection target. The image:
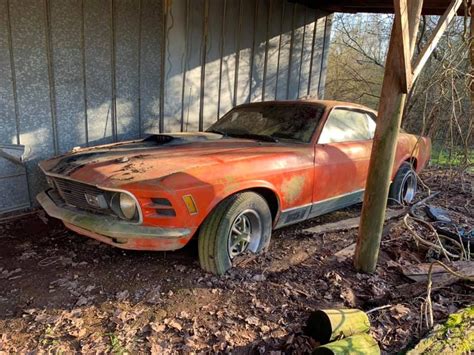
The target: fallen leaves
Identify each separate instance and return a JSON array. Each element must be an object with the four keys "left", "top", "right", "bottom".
[
  {"left": 0, "top": 168, "right": 471, "bottom": 354},
  {"left": 390, "top": 304, "right": 411, "bottom": 320}
]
